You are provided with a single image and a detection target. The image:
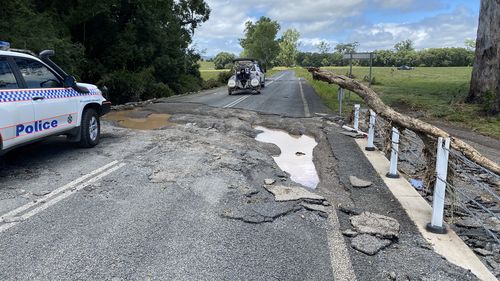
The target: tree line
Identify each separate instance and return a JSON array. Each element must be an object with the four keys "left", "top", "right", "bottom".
[
  {"left": 297, "top": 46, "right": 475, "bottom": 68},
  {"left": 232, "top": 16, "right": 495, "bottom": 112},
  {"left": 220, "top": 17, "right": 474, "bottom": 69},
  {"left": 1, "top": 0, "right": 210, "bottom": 104}
]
